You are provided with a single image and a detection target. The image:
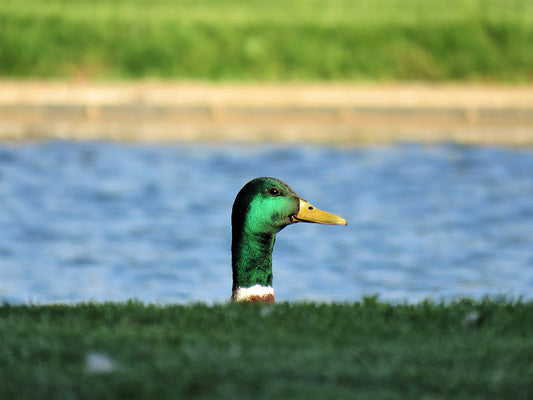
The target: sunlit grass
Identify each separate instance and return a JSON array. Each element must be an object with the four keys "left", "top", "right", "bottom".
[{"left": 0, "top": 0, "right": 532, "bottom": 81}]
